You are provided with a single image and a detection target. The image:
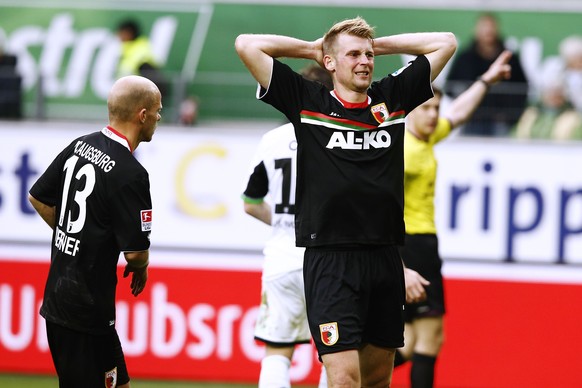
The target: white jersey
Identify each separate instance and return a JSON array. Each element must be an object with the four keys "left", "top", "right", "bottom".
[{"left": 242, "top": 123, "right": 304, "bottom": 278}]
